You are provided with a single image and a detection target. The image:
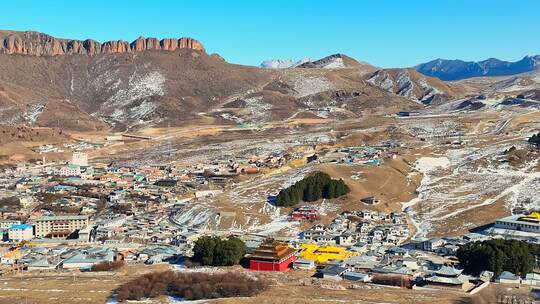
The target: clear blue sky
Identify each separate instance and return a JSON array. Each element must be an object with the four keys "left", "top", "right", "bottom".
[{"left": 1, "top": 0, "right": 539, "bottom": 67}]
